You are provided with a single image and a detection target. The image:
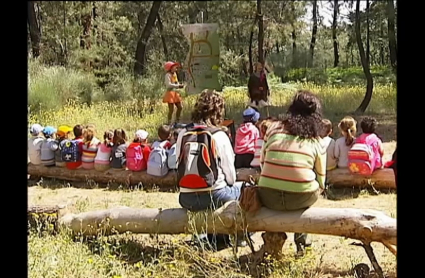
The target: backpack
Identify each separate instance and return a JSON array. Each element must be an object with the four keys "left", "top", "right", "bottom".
[
  {"left": 147, "top": 141, "right": 169, "bottom": 177},
  {"left": 177, "top": 124, "right": 221, "bottom": 189},
  {"left": 348, "top": 135, "right": 378, "bottom": 175},
  {"left": 167, "top": 144, "right": 177, "bottom": 170},
  {"left": 126, "top": 143, "right": 144, "bottom": 171},
  {"left": 61, "top": 139, "right": 81, "bottom": 163}
]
